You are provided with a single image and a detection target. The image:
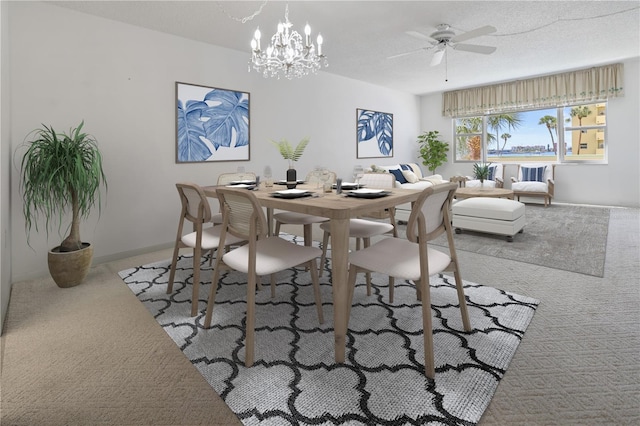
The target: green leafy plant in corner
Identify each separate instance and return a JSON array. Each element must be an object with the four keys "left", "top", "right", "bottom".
[
  {"left": 18, "top": 121, "right": 107, "bottom": 252},
  {"left": 473, "top": 162, "right": 492, "bottom": 182},
  {"left": 271, "top": 137, "right": 310, "bottom": 168},
  {"left": 417, "top": 130, "right": 449, "bottom": 173}
]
